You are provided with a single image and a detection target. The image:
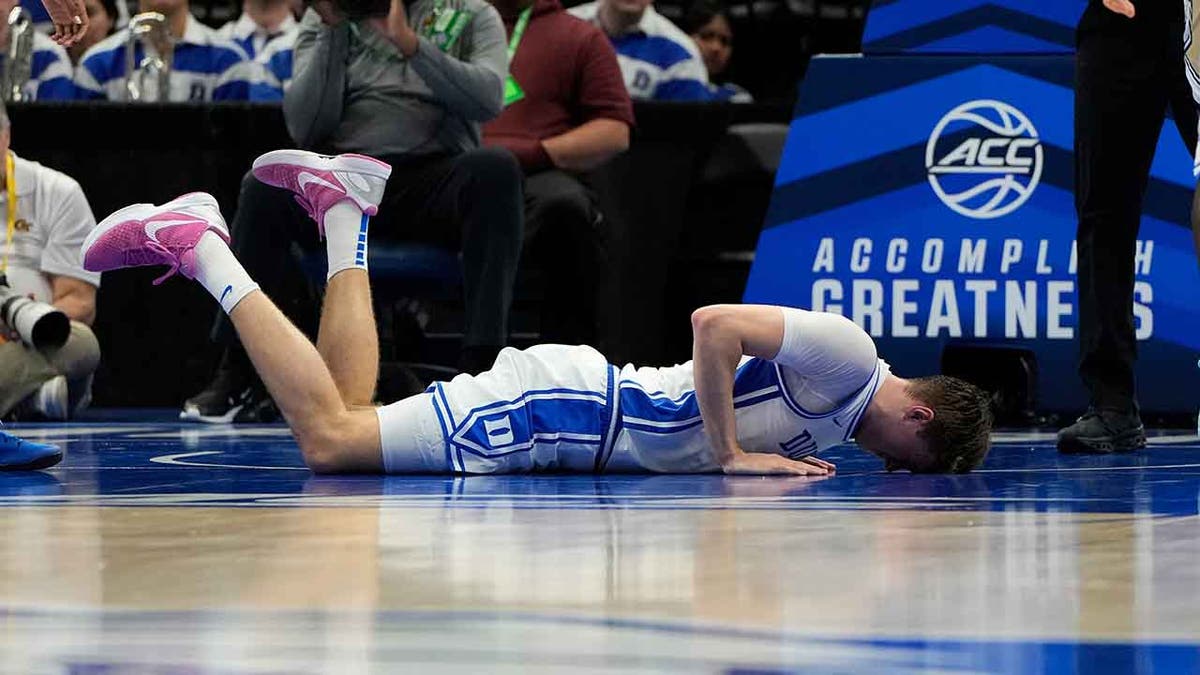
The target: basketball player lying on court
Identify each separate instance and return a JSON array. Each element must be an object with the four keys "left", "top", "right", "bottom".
[{"left": 81, "top": 150, "right": 994, "bottom": 476}]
